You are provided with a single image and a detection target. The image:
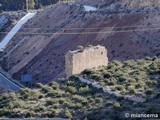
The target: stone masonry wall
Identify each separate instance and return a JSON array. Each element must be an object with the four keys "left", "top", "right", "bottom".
[{"left": 65, "top": 45, "right": 108, "bottom": 77}]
